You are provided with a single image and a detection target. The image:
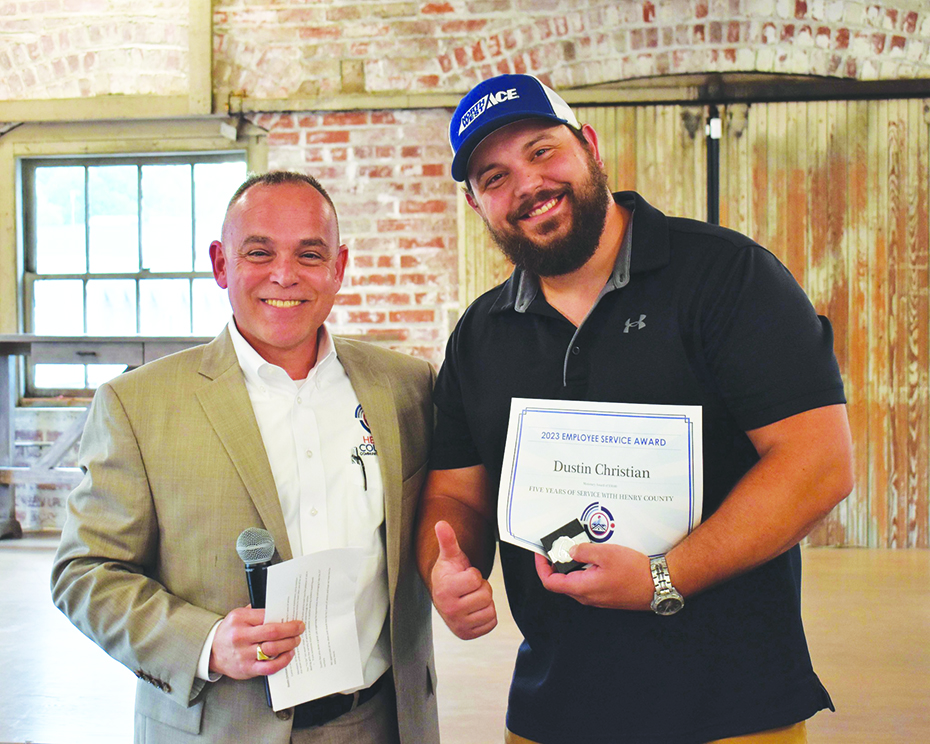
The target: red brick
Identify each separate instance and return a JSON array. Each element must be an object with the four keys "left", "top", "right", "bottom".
[
  {"left": 695, "top": 1, "right": 708, "bottom": 19},
  {"left": 728, "top": 21, "right": 740, "bottom": 43},
  {"left": 399, "top": 237, "right": 444, "bottom": 249},
  {"left": 438, "top": 54, "right": 453, "bottom": 72},
  {"left": 306, "top": 130, "right": 350, "bottom": 144},
  {"left": 371, "top": 112, "right": 396, "bottom": 124},
  {"left": 422, "top": 2, "right": 454, "bottom": 13},
  {"left": 487, "top": 34, "right": 502, "bottom": 57},
  {"left": 643, "top": 2, "right": 656, "bottom": 23},
  {"left": 724, "top": 48, "right": 737, "bottom": 63},
  {"left": 872, "top": 33, "right": 886, "bottom": 54},
  {"left": 693, "top": 24, "right": 705, "bottom": 44},
  {"left": 269, "top": 131, "right": 300, "bottom": 145},
  {"left": 377, "top": 218, "right": 418, "bottom": 232},
  {"left": 390, "top": 310, "right": 435, "bottom": 323},
  {"left": 503, "top": 30, "right": 517, "bottom": 50},
  {"left": 903, "top": 12, "right": 918, "bottom": 34},
  {"left": 400, "top": 256, "right": 421, "bottom": 268},
  {"left": 367, "top": 292, "right": 412, "bottom": 305},
  {"left": 834, "top": 27, "right": 849, "bottom": 49},
  {"left": 348, "top": 311, "right": 387, "bottom": 324},
  {"left": 890, "top": 35, "right": 905, "bottom": 52},
  {"left": 400, "top": 273, "right": 433, "bottom": 285},
  {"left": 277, "top": 9, "right": 319, "bottom": 23},
  {"left": 377, "top": 256, "right": 393, "bottom": 268},
  {"left": 352, "top": 274, "right": 397, "bottom": 286},
  {"left": 496, "top": 59, "right": 511, "bottom": 74},
  {"left": 418, "top": 75, "right": 440, "bottom": 88},
  {"left": 513, "top": 54, "right": 527, "bottom": 74},
  {"left": 323, "top": 111, "right": 368, "bottom": 126},
  {"left": 353, "top": 255, "right": 375, "bottom": 268},
  {"left": 298, "top": 27, "right": 341, "bottom": 40},
  {"left": 554, "top": 16, "right": 568, "bottom": 35},
  {"left": 471, "top": 41, "right": 485, "bottom": 62},
  {"left": 298, "top": 115, "right": 321, "bottom": 127},
  {"left": 401, "top": 200, "right": 447, "bottom": 214},
  {"left": 360, "top": 165, "right": 393, "bottom": 178},
  {"left": 334, "top": 293, "right": 363, "bottom": 306},
  {"left": 795, "top": 1, "right": 807, "bottom": 19}
]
